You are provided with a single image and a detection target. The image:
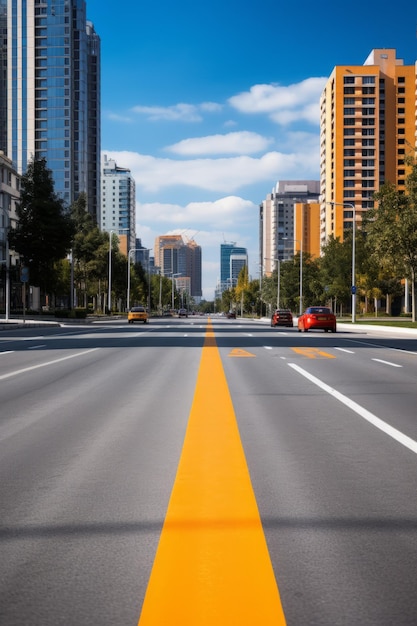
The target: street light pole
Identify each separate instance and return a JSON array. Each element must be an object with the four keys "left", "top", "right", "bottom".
[
  {"left": 108, "top": 230, "right": 113, "bottom": 313},
  {"left": 171, "top": 273, "right": 181, "bottom": 309},
  {"left": 328, "top": 202, "right": 356, "bottom": 322},
  {"left": 282, "top": 239, "right": 302, "bottom": 316},
  {"left": 0, "top": 206, "right": 10, "bottom": 321}
]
